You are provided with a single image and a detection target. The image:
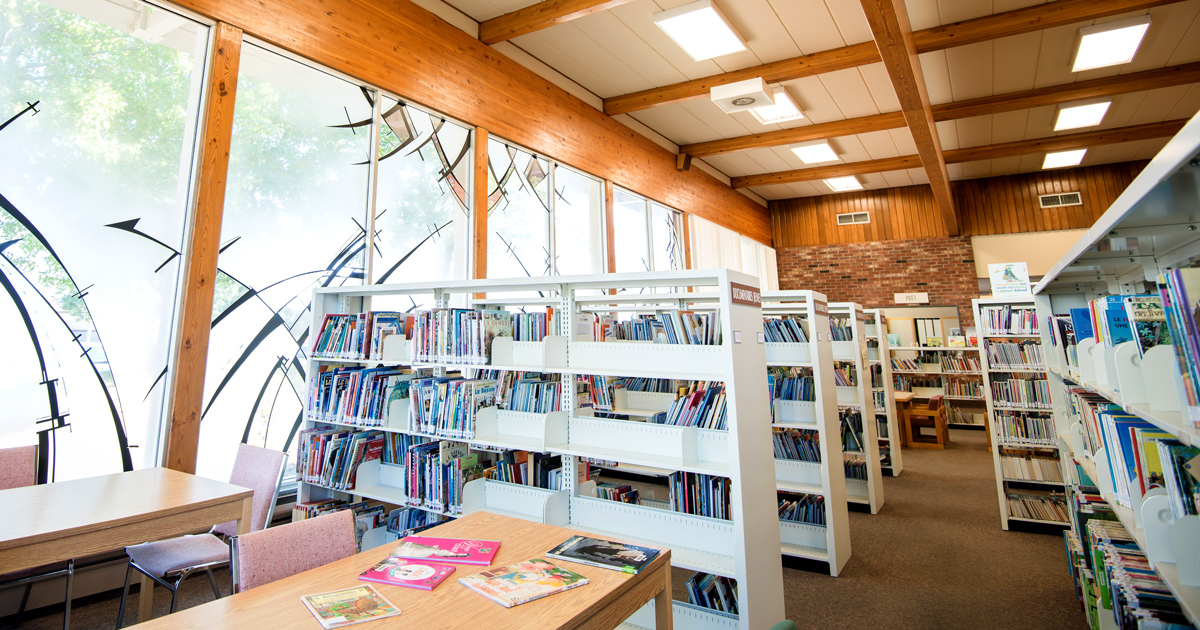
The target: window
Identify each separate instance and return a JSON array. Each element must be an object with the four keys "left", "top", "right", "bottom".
[
  {"left": 612, "top": 189, "right": 684, "bottom": 274},
  {"left": 0, "top": 0, "right": 208, "bottom": 481}
]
